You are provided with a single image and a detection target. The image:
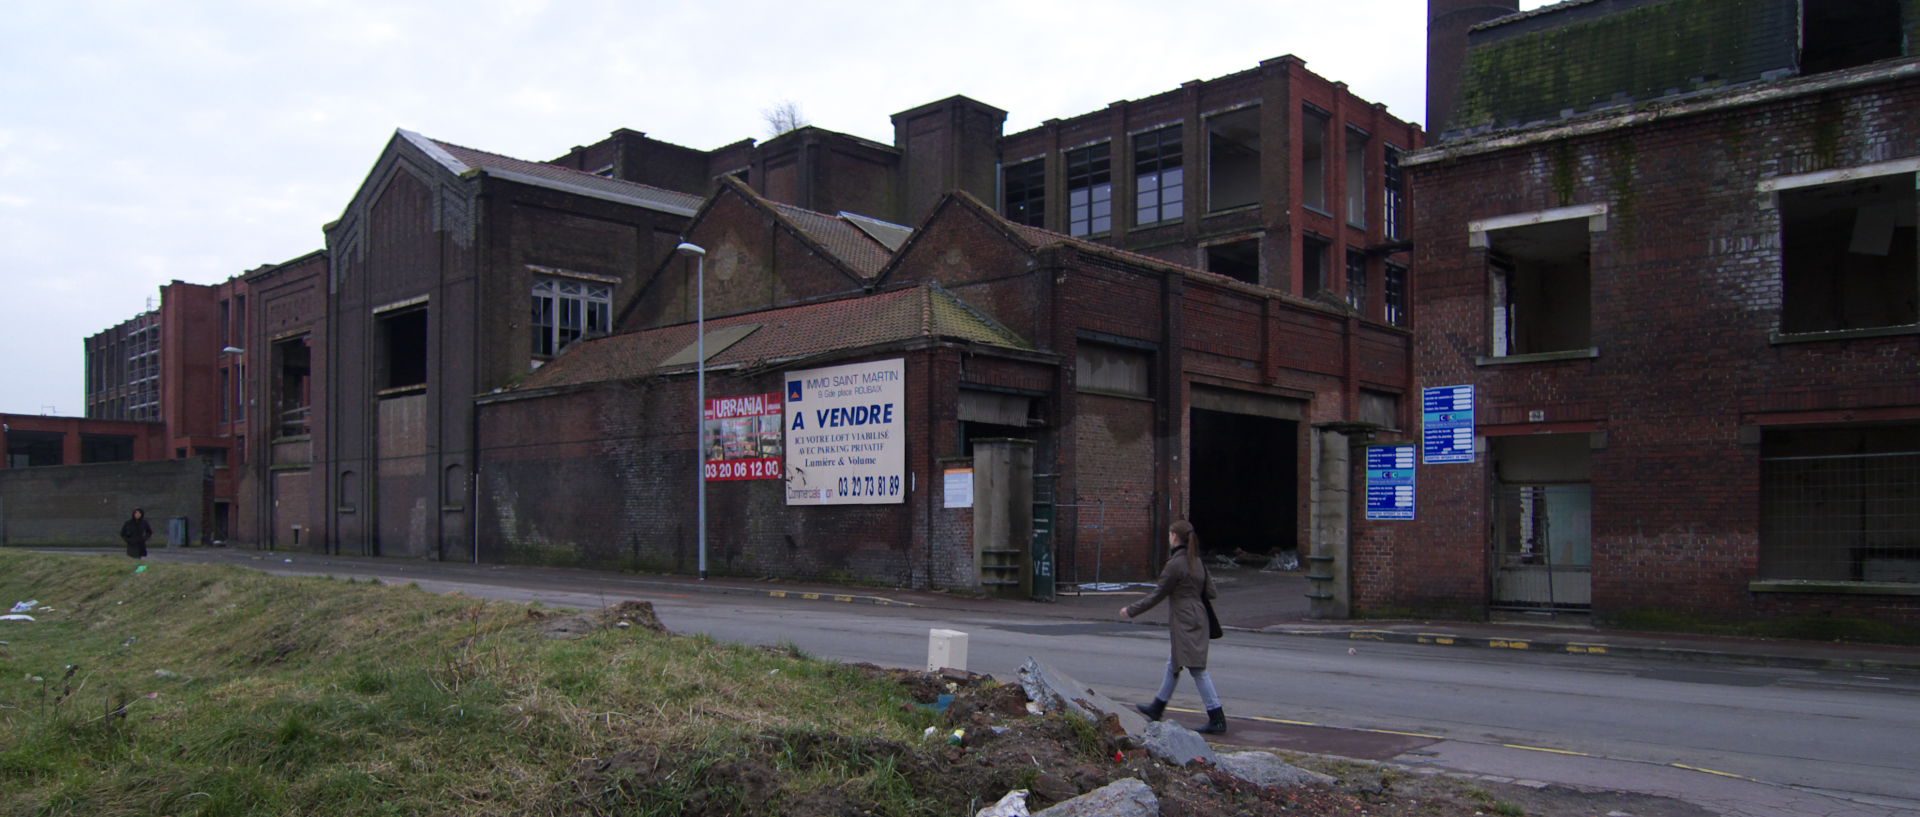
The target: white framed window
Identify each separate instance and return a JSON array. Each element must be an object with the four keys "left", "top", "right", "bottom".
[{"left": 531, "top": 278, "right": 613, "bottom": 357}]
